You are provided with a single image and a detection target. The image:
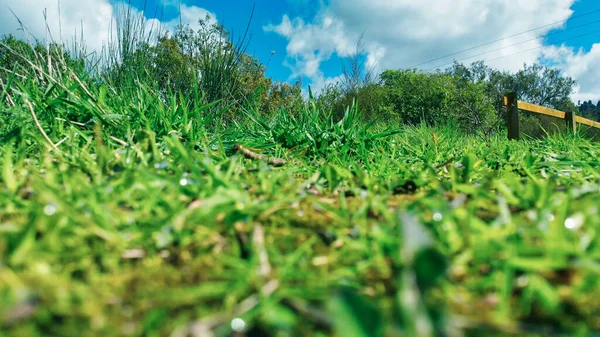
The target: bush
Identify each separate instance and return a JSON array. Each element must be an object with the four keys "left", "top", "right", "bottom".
[
  {"left": 448, "top": 74, "right": 499, "bottom": 137},
  {"left": 379, "top": 69, "right": 456, "bottom": 126},
  {"left": 314, "top": 82, "right": 388, "bottom": 123}
]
